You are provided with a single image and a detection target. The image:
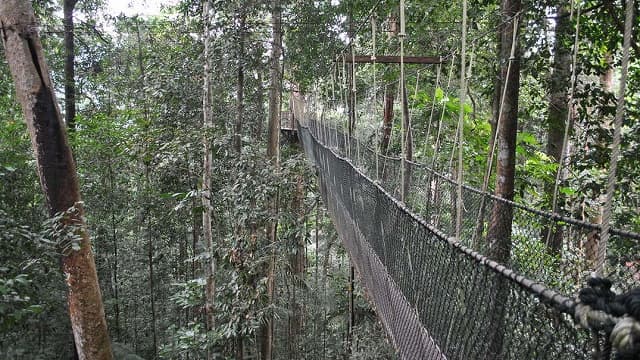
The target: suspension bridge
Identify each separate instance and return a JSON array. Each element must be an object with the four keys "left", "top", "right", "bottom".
[
  {"left": 290, "top": 111, "right": 640, "bottom": 359},
  {"left": 280, "top": 0, "right": 640, "bottom": 357}
]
